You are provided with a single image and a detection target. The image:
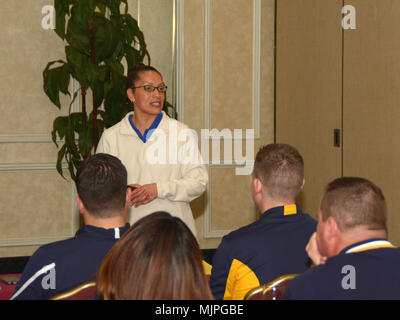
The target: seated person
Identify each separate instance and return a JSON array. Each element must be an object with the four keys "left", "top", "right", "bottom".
[
  {"left": 284, "top": 177, "right": 400, "bottom": 300},
  {"left": 96, "top": 211, "right": 213, "bottom": 300},
  {"left": 209, "top": 143, "right": 317, "bottom": 300},
  {"left": 11, "top": 153, "right": 132, "bottom": 300}
]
